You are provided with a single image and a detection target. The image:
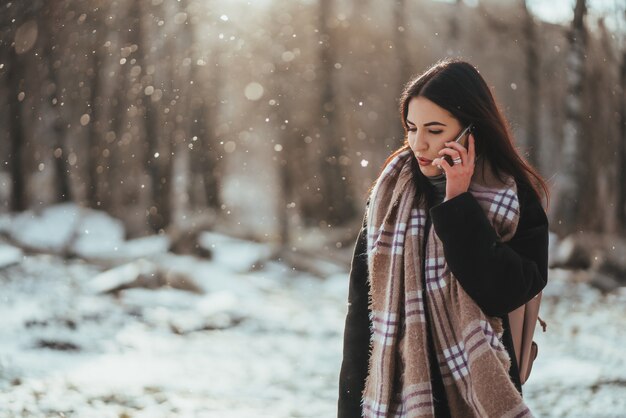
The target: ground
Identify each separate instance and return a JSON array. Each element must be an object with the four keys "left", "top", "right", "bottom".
[{"left": 0, "top": 238, "right": 625, "bottom": 418}]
